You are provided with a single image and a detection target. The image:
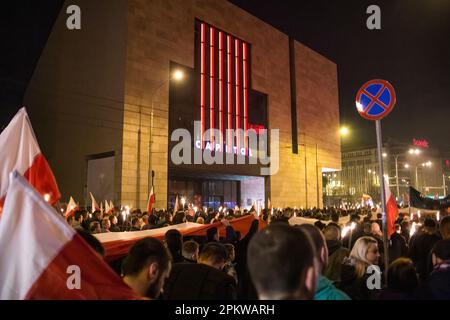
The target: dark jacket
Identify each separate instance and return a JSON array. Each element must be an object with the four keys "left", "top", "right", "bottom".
[
  {"left": 325, "top": 240, "right": 350, "bottom": 282},
  {"left": 409, "top": 232, "right": 441, "bottom": 281},
  {"left": 162, "top": 263, "right": 237, "bottom": 300},
  {"left": 418, "top": 263, "right": 450, "bottom": 300},
  {"left": 235, "top": 219, "right": 259, "bottom": 300},
  {"left": 389, "top": 232, "right": 408, "bottom": 263},
  {"left": 338, "top": 258, "right": 380, "bottom": 300}
]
